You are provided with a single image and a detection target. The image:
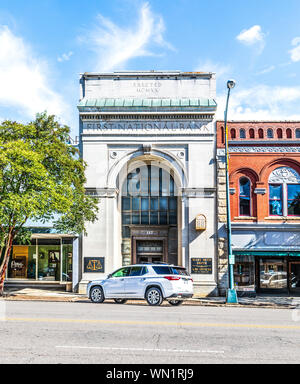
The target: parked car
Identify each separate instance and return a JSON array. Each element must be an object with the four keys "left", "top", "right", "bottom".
[{"left": 87, "top": 263, "right": 193, "bottom": 306}]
